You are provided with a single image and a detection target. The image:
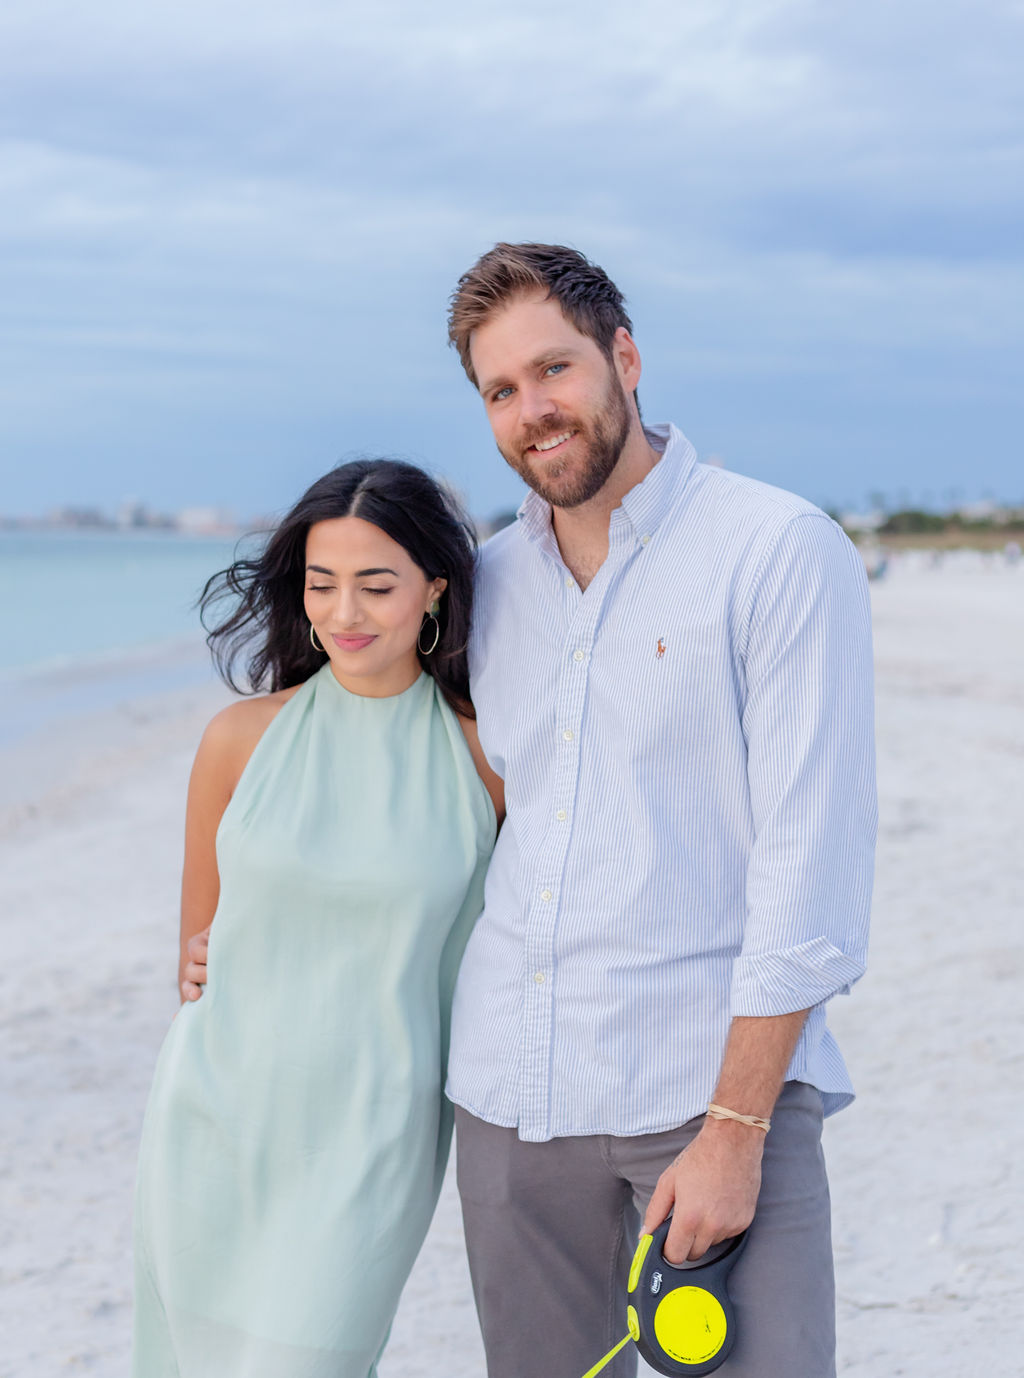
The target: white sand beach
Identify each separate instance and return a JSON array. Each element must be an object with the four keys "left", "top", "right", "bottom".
[{"left": 1, "top": 555, "right": 1021, "bottom": 1377}]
